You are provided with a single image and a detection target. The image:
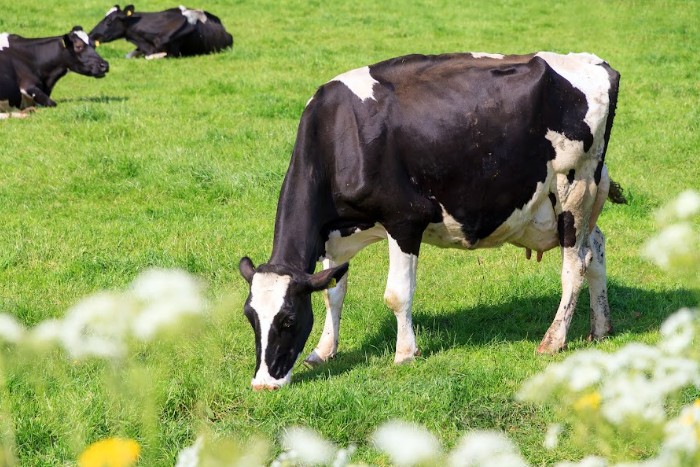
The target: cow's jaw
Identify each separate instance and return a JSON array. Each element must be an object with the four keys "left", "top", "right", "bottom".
[{"left": 249, "top": 272, "right": 294, "bottom": 390}]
